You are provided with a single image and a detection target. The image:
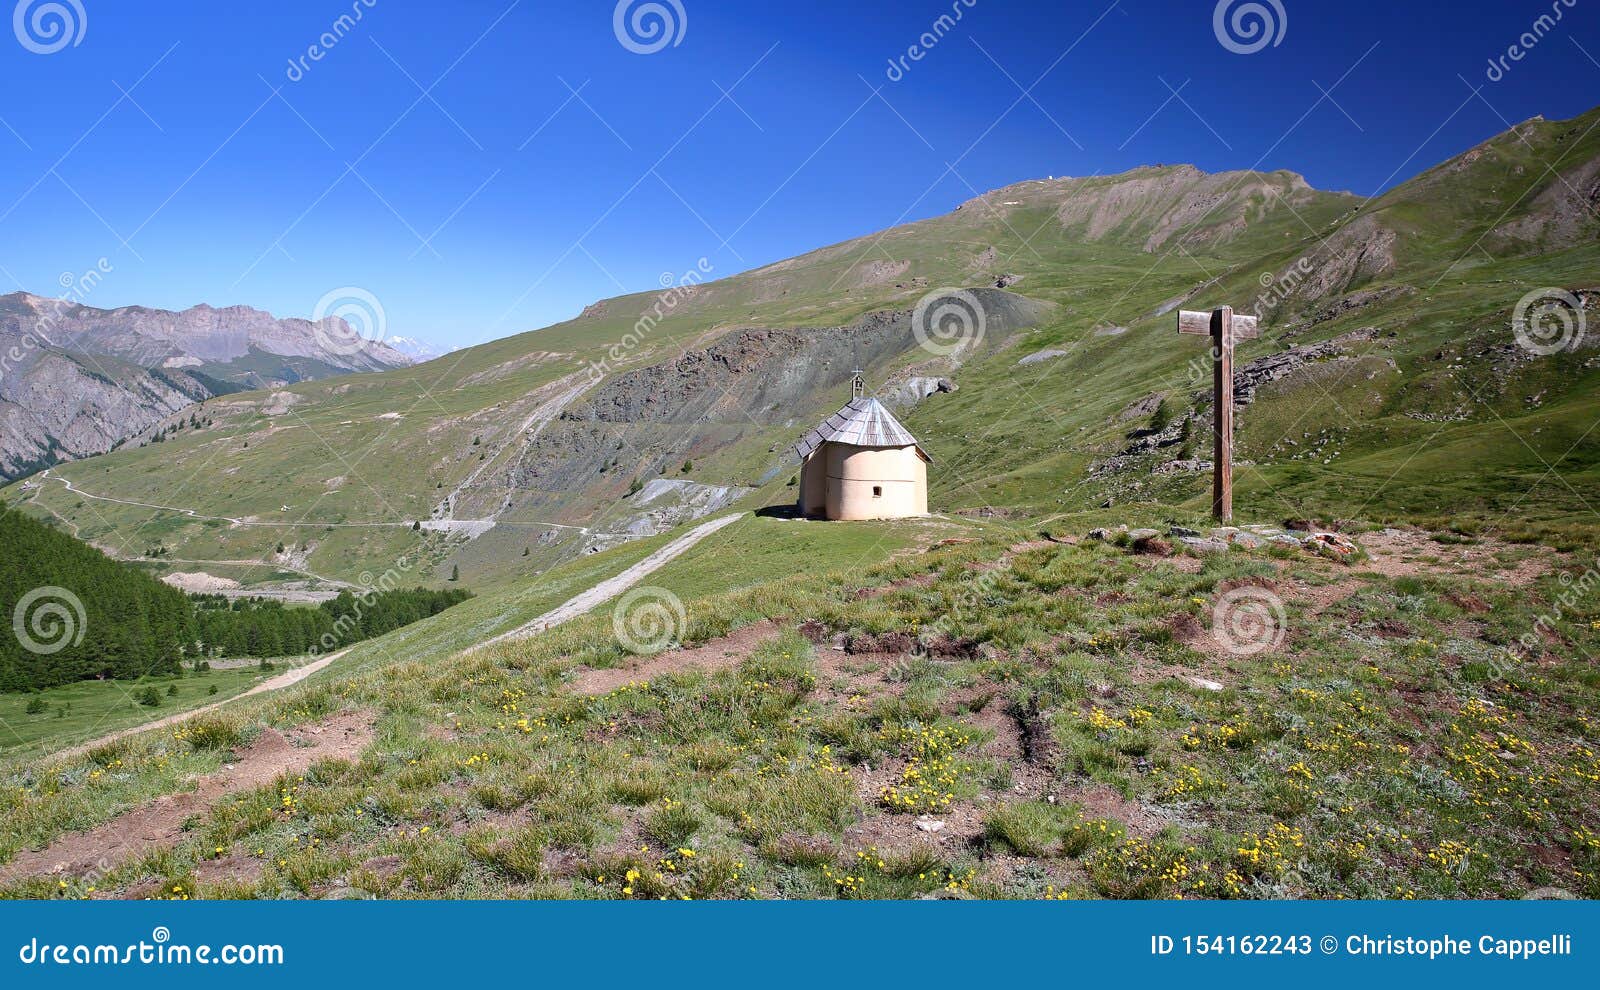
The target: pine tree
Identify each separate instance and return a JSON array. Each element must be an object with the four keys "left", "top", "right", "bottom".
[{"left": 1149, "top": 398, "right": 1172, "bottom": 433}]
